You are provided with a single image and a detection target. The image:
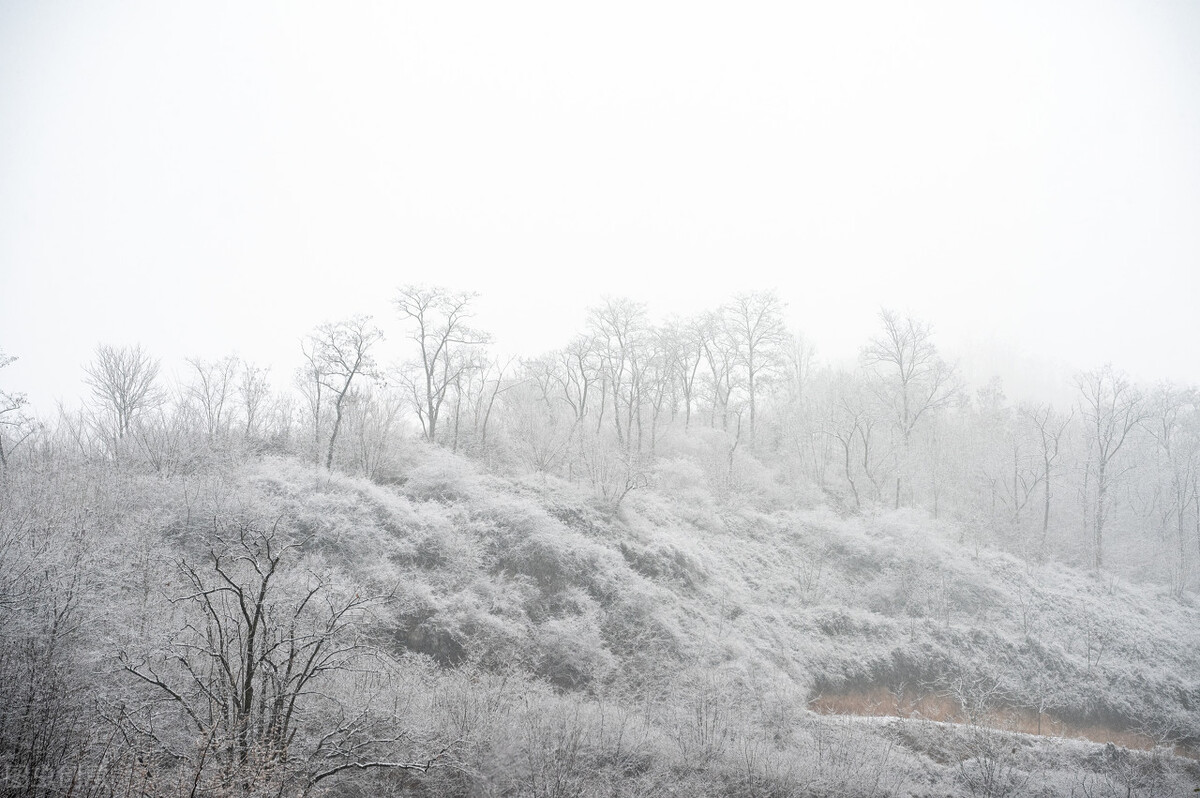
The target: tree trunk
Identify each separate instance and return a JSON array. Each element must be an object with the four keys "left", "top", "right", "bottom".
[
  {"left": 1094, "top": 461, "right": 1107, "bottom": 570},
  {"left": 1040, "top": 454, "right": 1052, "bottom": 562},
  {"left": 325, "top": 401, "right": 344, "bottom": 470},
  {"left": 747, "top": 363, "right": 756, "bottom": 451},
  {"left": 841, "top": 436, "right": 860, "bottom": 511}
]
